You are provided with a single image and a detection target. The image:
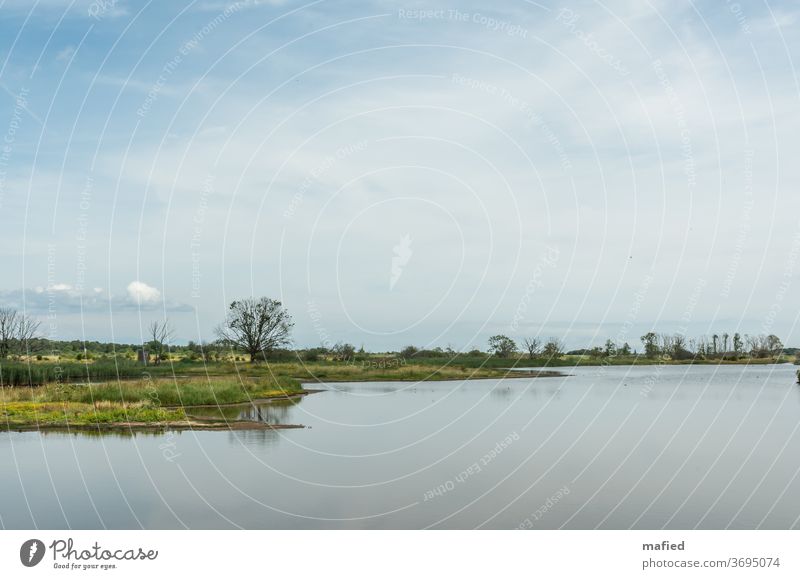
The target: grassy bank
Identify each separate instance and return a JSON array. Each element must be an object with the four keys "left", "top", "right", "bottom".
[
  {"left": 0, "top": 374, "right": 307, "bottom": 430},
  {"left": 2, "top": 375, "right": 305, "bottom": 406},
  {"left": 0, "top": 359, "right": 561, "bottom": 387},
  {"left": 279, "top": 361, "right": 560, "bottom": 382},
  {"left": 0, "top": 400, "right": 187, "bottom": 429},
  {"left": 0, "top": 359, "right": 561, "bottom": 430}
]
